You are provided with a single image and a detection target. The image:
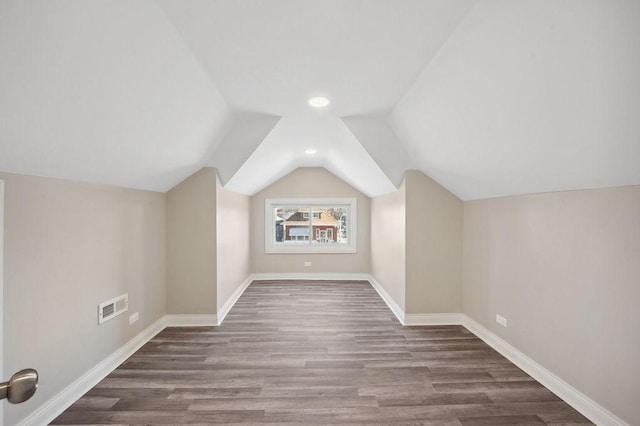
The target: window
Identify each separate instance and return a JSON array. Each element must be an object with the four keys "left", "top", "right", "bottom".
[{"left": 265, "top": 198, "right": 357, "bottom": 253}]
